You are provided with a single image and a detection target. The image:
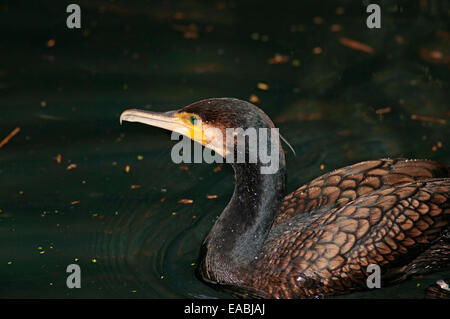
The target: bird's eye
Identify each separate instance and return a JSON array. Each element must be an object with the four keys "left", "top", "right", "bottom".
[{"left": 190, "top": 115, "right": 198, "bottom": 125}]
